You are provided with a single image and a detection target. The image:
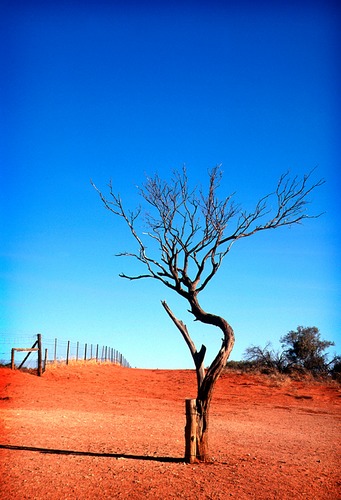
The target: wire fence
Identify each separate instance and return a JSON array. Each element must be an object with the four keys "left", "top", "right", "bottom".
[{"left": 0, "top": 334, "right": 131, "bottom": 370}]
